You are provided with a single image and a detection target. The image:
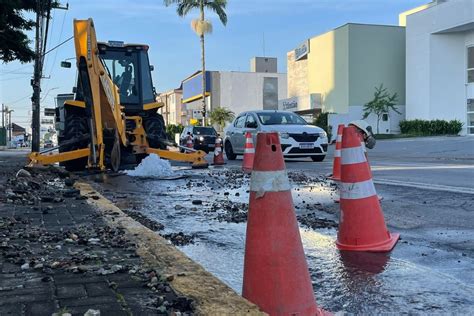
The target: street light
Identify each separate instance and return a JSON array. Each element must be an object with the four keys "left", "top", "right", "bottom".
[{"left": 41, "top": 87, "right": 59, "bottom": 102}]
